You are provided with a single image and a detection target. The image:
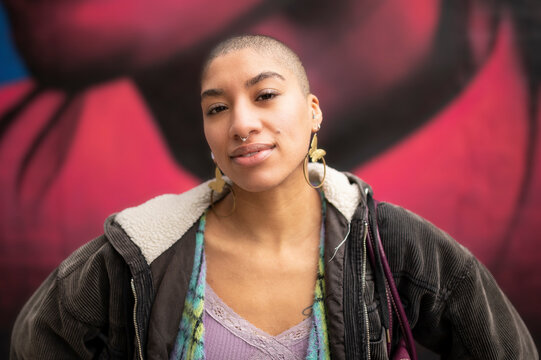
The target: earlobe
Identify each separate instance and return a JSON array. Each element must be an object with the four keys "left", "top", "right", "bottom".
[{"left": 308, "top": 94, "right": 322, "bottom": 128}]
